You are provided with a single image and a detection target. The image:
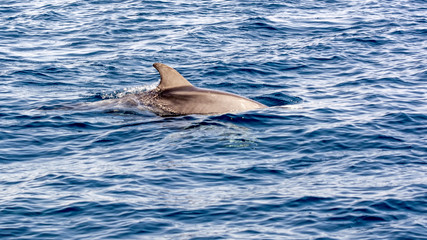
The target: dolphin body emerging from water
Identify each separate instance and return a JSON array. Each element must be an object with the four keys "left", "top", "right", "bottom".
[{"left": 118, "top": 63, "right": 267, "bottom": 116}]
